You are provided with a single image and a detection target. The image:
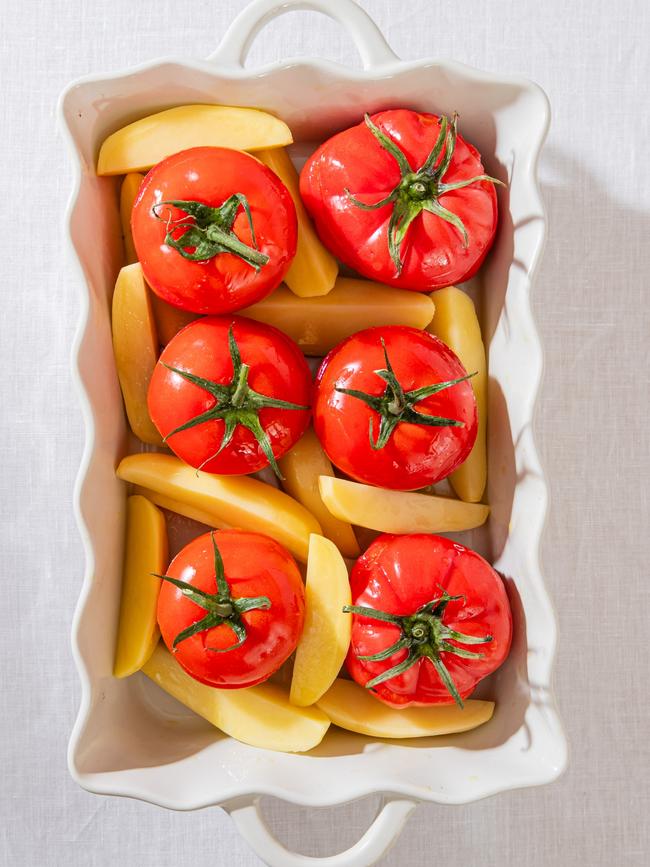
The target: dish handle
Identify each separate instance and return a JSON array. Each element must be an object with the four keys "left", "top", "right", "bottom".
[
  {"left": 208, "top": 0, "right": 399, "bottom": 69},
  {"left": 227, "top": 795, "right": 418, "bottom": 866}
]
